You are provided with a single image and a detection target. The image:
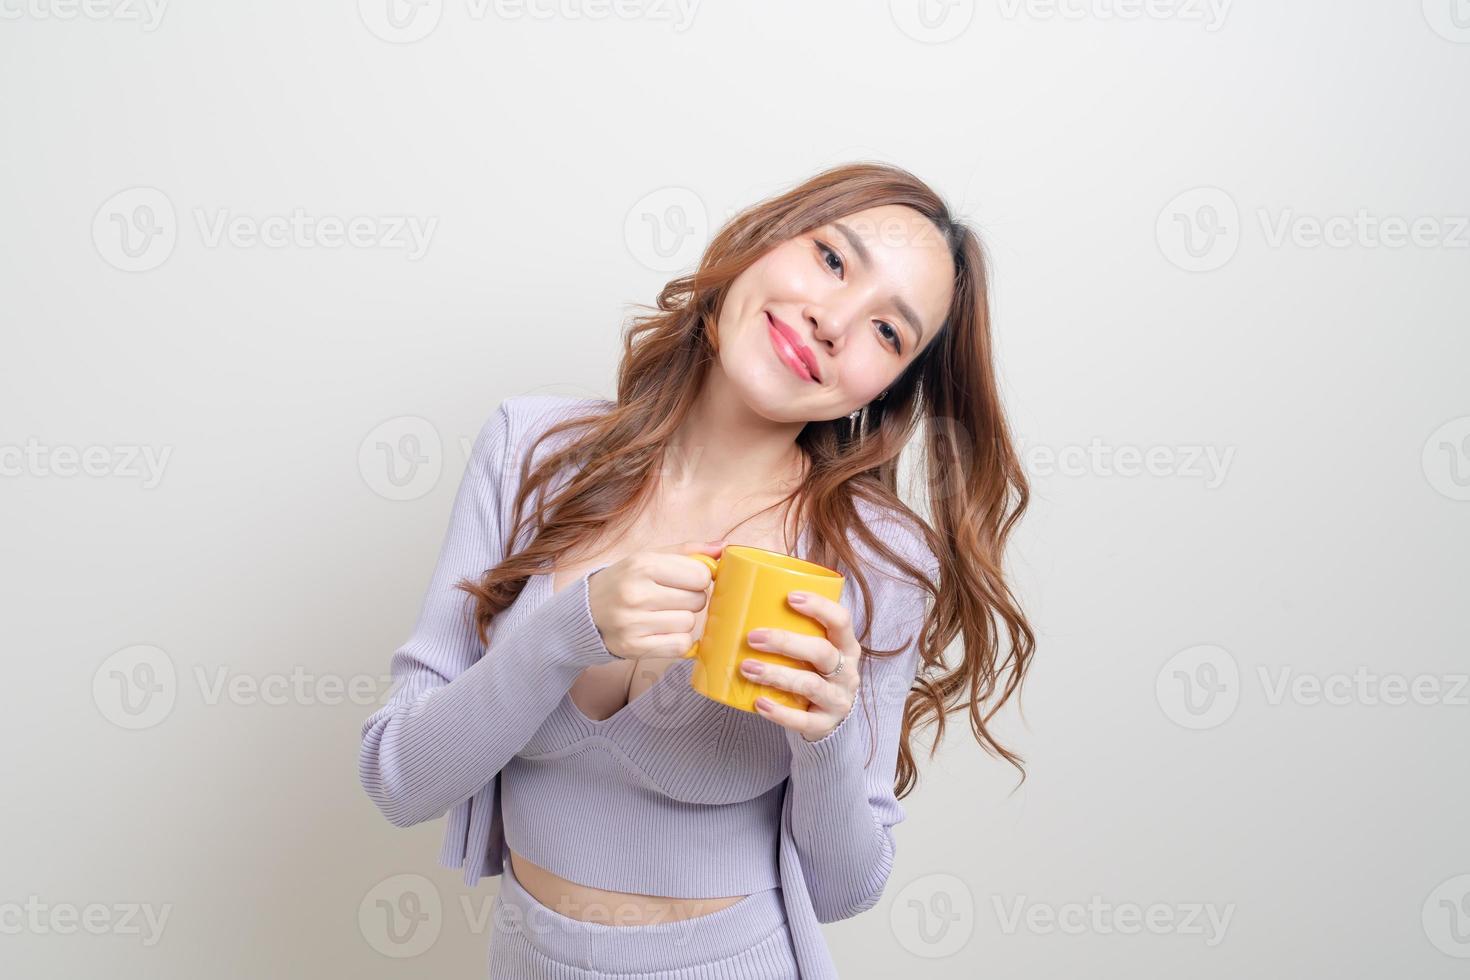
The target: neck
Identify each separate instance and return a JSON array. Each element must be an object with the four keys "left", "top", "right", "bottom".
[{"left": 663, "top": 373, "right": 809, "bottom": 505}]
